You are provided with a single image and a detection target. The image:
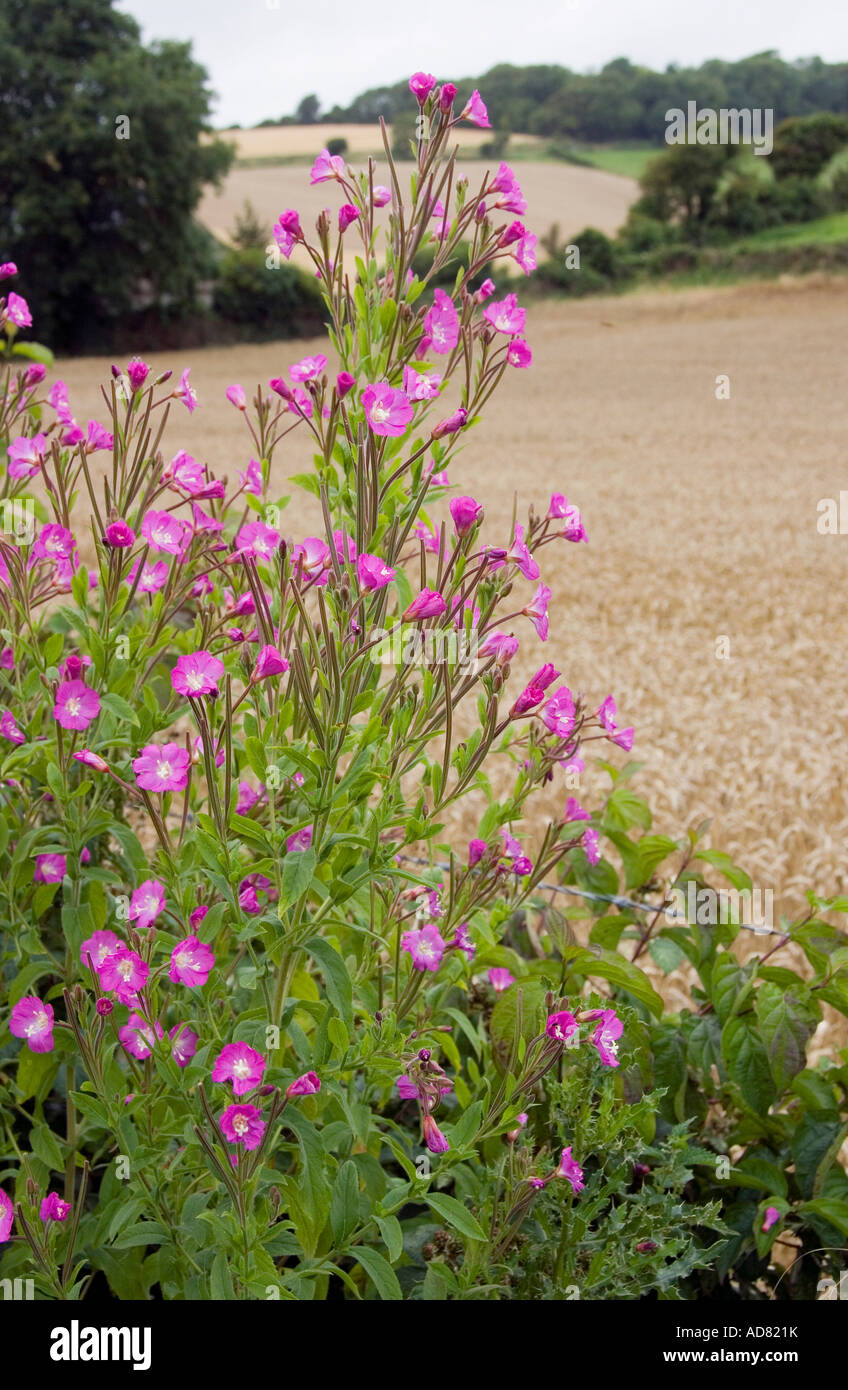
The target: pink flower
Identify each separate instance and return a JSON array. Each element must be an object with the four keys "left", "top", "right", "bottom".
[
  {"left": 310, "top": 148, "right": 346, "bottom": 183},
  {"left": 591, "top": 1009, "right": 622, "bottom": 1066},
  {"left": 236, "top": 782, "right": 261, "bottom": 814},
  {"left": 213, "top": 1041, "right": 266, "bottom": 1096},
  {"left": 522, "top": 583, "right": 550, "bottom": 640},
  {"left": 292, "top": 535, "right": 330, "bottom": 581},
  {"left": 460, "top": 89, "right": 491, "bottom": 128},
  {"left": 141, "top": 510, "right": 188, "bottom": 555},
  {"left": 564, "top": 796, "right": 590, "bottom": 823},
  {"left": 95, "top": 997, "right": 112, "bottom": 1016},
  {"left": 546, "top": 1010, "right": 578, "bottom": 1044},
  {"left": 239, "top": 459, "right": 263, "bottom": 494},
  {"left": 170, "top": 1022, "right": 198, "bottom": 1067},
  {"left": 104, "top": 519, "right": 135, "bottom": 548},
  {"left": 0, "top": 1190, "right": 13, "bottom": 1242},
  {"left": 762, "top": 1205, "right": 781, "bottom": 1233},
  {"left": 583, "top": 827, "right": 600, "bottom": 865},
  {"left": 422, "top": 1114, "right": 450, "bottom": 1153},
  {"left": 100, "top": 947, "right": 149, "bottom": 1003},
  {"left": 396, "top": 1074, "right": 419, "bottom": 1100},
  {"left": 542, "top": 686, "right": 575, "bottom": 737},
  {"left": 170, "top": 934, "right": 215, "bottom": 987},
  {"left": 171, "top": 650, "right": 224, "bottom": 698},
  {"left": 164, "top": 450, "right": 206, "bottom": 494},
  {"left": 431, "top": 406, "right": 467, "bottom": 439},
  {"left": 290, "top": 354, "right": 328, "bottom": 383},
  {"left": 286, "top": 826, "right": 313, "bottom": 853},
  {"left": 273, "top": 210, "right": 301, "bottom": 258},
  {"left": 226, "top": 384, "right": 246, "bottom": 410},
  {"left": 505, "top": 525, "right": 539, "bottom": 581},
  {"left": 401, "top": 924, "right": 445, "bottom": 973},
  {"left": 451, "top": 922, "right": 476, "bottom": 958},
  {"left": 0, "top": 710, "right": 25, "bottom": 745},
  {"left": 126, "top": 358, "right": 149, "bottom": 392},
  {"left": 190, "top": 905, "right": 210, "bottom": 928},
  {"left": 423, "top": 288, "right": 459, "bottom": 354},
  {"left": 175, "top": 368, "right": 197, "bottom": 412},
  {"left": 596, "top": 695, "right": 633, "bottom": 750},
  {"left": 557, "top": 1147, "right": 585, "bottom": 1194},
  {"left": 287, "top": 1070, "right": 321, "bottom": 1097},
  {"left": 403, "top": 588, "right": 446, "bottom": 621},
  {"left": 362, "top": 381, "right": 413, "bottom": 437},
  {"left": 444, "top": 489, "right": 478, "bottom": 530},
  {"left": 339, "top": 204, "right": 360, "bottom": 232},
  {"left": 468, "top": 839, "right": 487, "bottom": 866},
  {"left": 40, "top": 1193, "right": 71, "bottom": 1223},
  {"left": 10, "top": 996, "right": 54, "bottom": 1052},
  {"left": 402, "top": 365, "right": 442, "bottom": 400},
  {"left": 236, "top": 520, "right": 281, "bottom": 560},
  {"left": 34, "top": 853, "right": 67, "bottom": 883},
  {"left": 561, "top": 503, "right": 588, "bottom": 543},
  {"left": 372, "top": 185, "right": 392, "bottom": 207},
  {"left": 507, "top": 338, "right": 532, "bottom": 367},
  {"left": 119, "top": 1012, "right": 164, "bottom": 1060},
  {"left": 133, "top": 742, "right": 191, "bottom": 793},
  {"left": 514, "top": 234, "right": 537, "bottom": 275},
  {"left": 7, "top": 432, "right": 46, "bottom": 478},
  {"left": 128, "top": 879, "right": 166, "bottom": 931},
  {"left": 484, "top": 293, "right": 526, "bottom": 336},
  {"left": 357, "top": 553, "right": 395, "bottom": 591},
  {"left": 0, "top": 262, "right": 17, "bottom": 278},
  {"left": 488, "top": 967, "right": 514, "bottom": 993},
  {"left": 409, "top": 71, "right": 436, "bottom": 102},
  {"left": 53, "top": 680, "right": 100, "bottom": 731},
  {"left": 511, "top": 666, "right": 559, "bottom": 716},
  {"left": 33, "top": 524, "right": 75, "bottom": 560},
  {"left": 126, "top": 559, "right": 168, "bottom": 593},
  {"left": 221, "top": 1103, "right": 266, "bottom": 1150},
  {"left": 6, "top": 291, "right": 32, "bottom": 327},
  {"left": 479, "top": 630, "right": 519, "bottom": 664},
  {"left": 336, "top": 370, "right": 355, "bottom": 397},
  {"left": 81, "top": 929, "right": 119, "bottom": 975},
  {"left": 252, "top": 645, "right": 289, "bottom": 681},
  {"left": 85, "top": 420, "right": 113, "bottom": 453}
]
